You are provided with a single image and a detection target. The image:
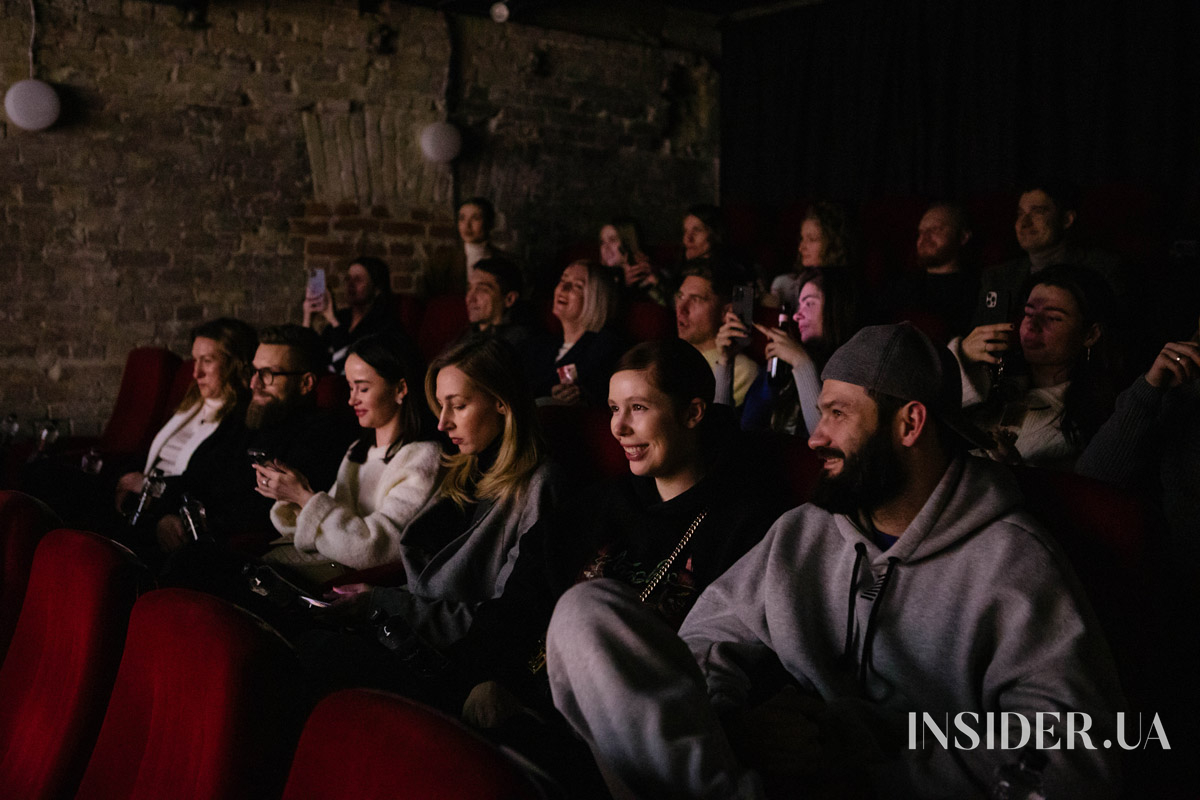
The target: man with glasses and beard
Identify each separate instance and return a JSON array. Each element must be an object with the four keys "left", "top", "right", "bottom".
[
  {"left": 545, "top": 322, "right": 1124, "bottom": 800},
  {"left": 154, "top": 325, "right": 357, "bottom": 553}
]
